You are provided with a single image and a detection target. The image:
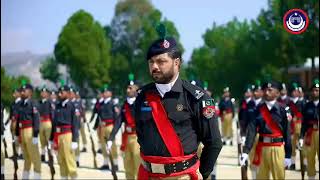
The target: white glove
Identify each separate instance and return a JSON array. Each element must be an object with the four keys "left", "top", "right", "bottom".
[
  {"left": 298, "top": 139, "right": 304, "bottom": 150},
  {"left": 241, "top": 136, "right": 246, "bottom": 145},
  {"left": 71, "top": 142, "right": 78, "bottom": 150},
  {"left": 284, "top": 158, "right": 292, "bottom": 167},
  {"left": 239, "top": 153, "right": 248, "bottom": 166},
  {"left": 48, "top": 141, "right": 53, "bottom": 150},
  {"left": 106, "top": 140, "right": 112, "bottom": 150},
  {"left": 32, "top": 137, "right": 39, "bottom": 145}
]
